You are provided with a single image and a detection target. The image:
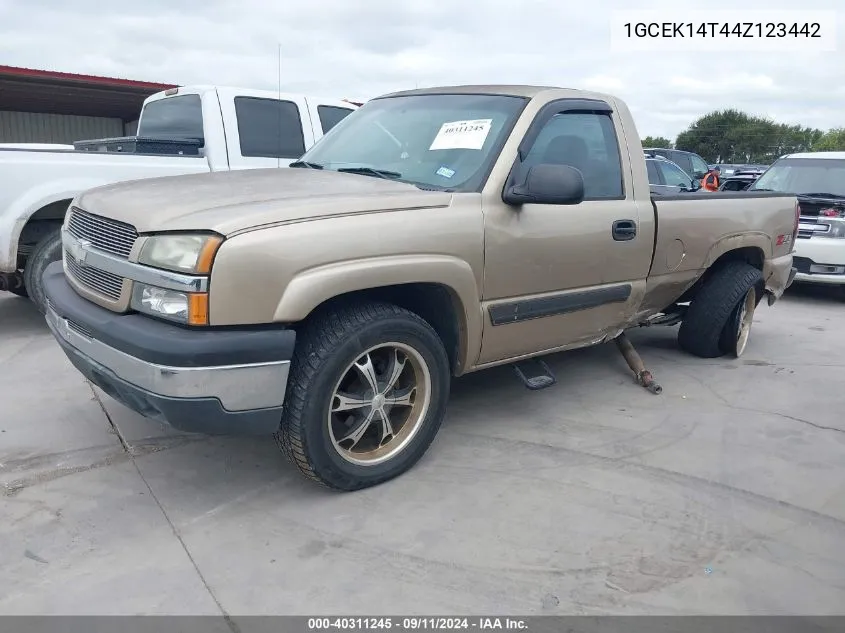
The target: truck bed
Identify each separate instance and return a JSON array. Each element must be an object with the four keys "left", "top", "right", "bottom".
[
  {"left": 638, "top": 190, "right": 798, "bottom": 317},
  {"left": 0, "top": 147, "right": 212, "bottom": 272}
]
